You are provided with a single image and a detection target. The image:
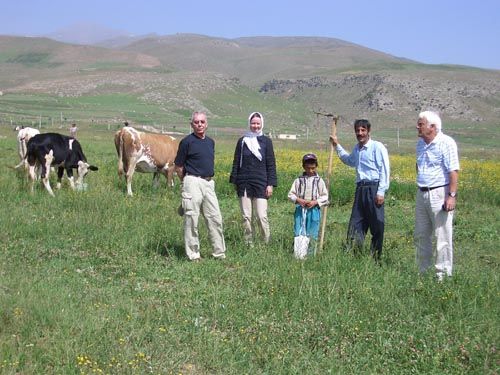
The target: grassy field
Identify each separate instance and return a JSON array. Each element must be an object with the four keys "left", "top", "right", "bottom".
[
  {"left": 0, "top": 125, "right": 498, "bottom": 374},
  {"left": 2, "top": 92, "right": 499, "bottom": 162},
  {"left": 0, "top": 91, "right": 310, "bottom": 134}
]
